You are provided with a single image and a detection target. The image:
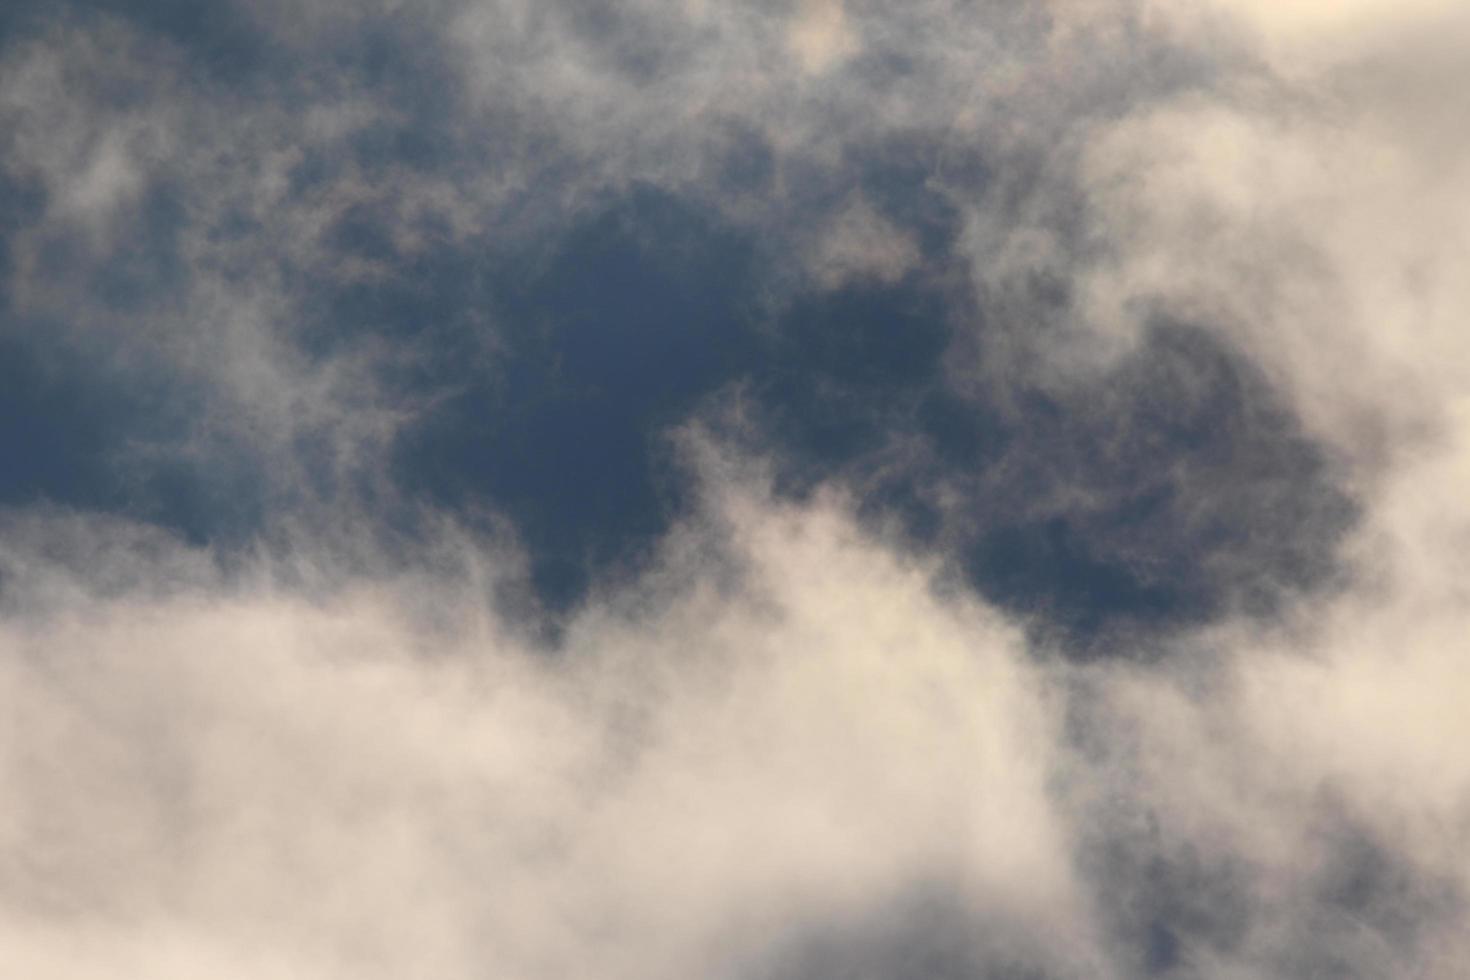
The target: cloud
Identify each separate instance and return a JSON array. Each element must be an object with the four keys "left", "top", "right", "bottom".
[
  {"left": 1, "top": 425, "right": 1464, "bottom": 978},
  {"left": 0, "top": 455, "right": 1104, "bottom": 979},
  {"left": 787, "top": 0, "right": 858, "bottom": 75},
  {"left": 2, "top": 0, "right": 1468, "bottom": 976},
  {"left": 806, "top": 196, "right": 920, "bottom": 288}
]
